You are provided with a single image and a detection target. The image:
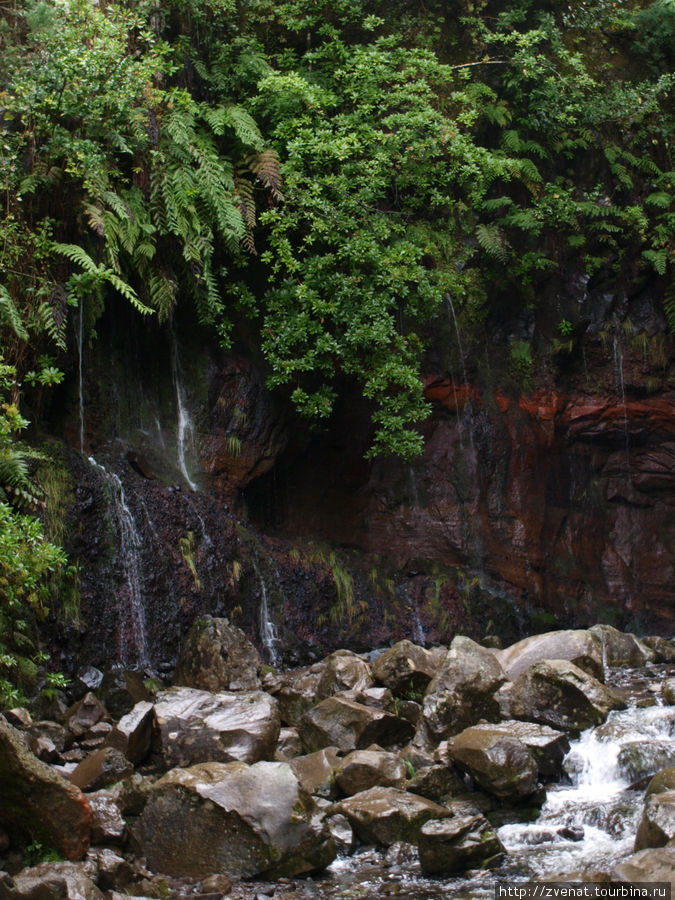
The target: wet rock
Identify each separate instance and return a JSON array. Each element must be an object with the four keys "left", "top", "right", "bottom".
[
  {"left": 316, "top": 650, "right": 372, "bottom": 700},
  {"left": 135, "top": 760, "right": 335, "bottom": 879},
  {"left": 509, "top": 659, "right": 625, "bottom": 732},
  {"left": 335, "top": 749, "right": 408, "bottom": 796},
  {"left": 664, "top": 679, "right": 675, "bottom": 705},
  {"left": 589, "top": 625, "right": 650, "bottom": 668},
  {"left": 0, "top": 718, "right": 90, "bottom": 861},
  {"left": 0, "top": 862, "right": 103, "bottom": 900},
  {"left": 448, "top": 720, "right": 570, "bottom": 780},
  {"left": 99, "top": 670, "right": 152, "bottom": 719},
  {"left": 3, "top": 709, "right": 31, "bottom": 728},
  {"left": 153, "top": 686, "right": 280, "bottom": 767},
  {"left": 201, "top": 874, "right": 233, "bottom": 894},
  {"left": 103, "top": 700, "right": 155, "bottom": 765},
  {"left": 635, "top": 790, "right": 675, "bottom": 850},
  {"left": 642, "top": 637, "right": 675, "bottom": 664},
  {"left": 86, "top": 848, "right": 132, "bottom": 891},
  {"left": 262, "top": 665, "right": 322, "bottom": 726},
  {"left": 65, "top": 693, "right": 109, "bottom": 738},
  {"left": 497, "top": 629, "right": 605, "bottom": 682},
  {"left": 371, "top": 641, "right": 440, "bottom": 698},
  {"left": 418, "top": 815, "right": 505, "bottom": 875},
  {"left": 612, "top": 846, "right": 675, "bottom": 885},
  {"left": 87, "top": 792, "right": 126, "bottom": 846},
  {"left": 326, "top": 813, "right": 354, "bottom": 855},
  {"left": 116, "top": 773, "right": 152, "bottom": 817},
  {"left": 276, "top": 726, "right": 303, "bottom": 759},
  {"left": 289, "top": 747, "right": 341, "bottom": 798},
  {"left": 446, "top": 727, "right": 539, "bottom": 801},
  {"left": 405, "top": 763, "right": 465, "bottom": 804},
  {"left": 334, "top": 786, "right": 450, "bottom": 846},
  {"left": 173, "top": 616, "right": 261, "bottom": 692},
  {"left": 646, "top": 768, "right": 675, "bottom": 797},
  {"left": 558, "top": 825, "right": 585, "bottom": 841},
  {"left": 299, "top": 696, "right": 413, "bottom": 753},
  {"left": 618, "top": 741, "right": 675, "bottom": 784},
  {"left": 69, "top": 747, "right": 134, "bottom": 792},
  {"left": 71, "top": 667, "right": 105, "bottom": 701},
  {"left": 340, "top": 686, "right": 396, "bottom": 713},
  {"left": 415, "top": 636, "right": 506, "bottom": 749}
]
